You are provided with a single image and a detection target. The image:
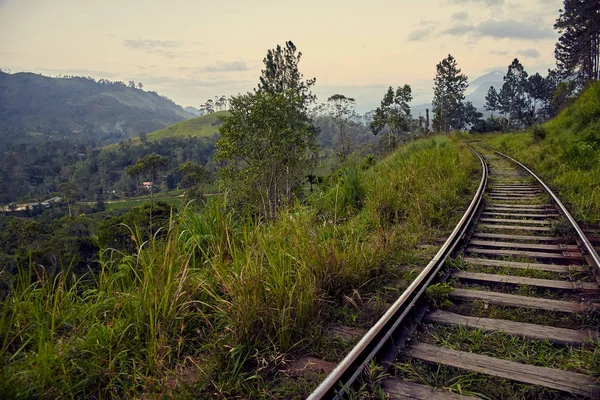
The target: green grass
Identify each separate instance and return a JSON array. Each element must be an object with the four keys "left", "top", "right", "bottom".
[
  {"left": 0, "top": 135, "right": 480, "bottom": 398},
  {"left": 103, "top": 194, "right": 183, "bottom": 212},
  {"left": 147, "top": 111, "right": 228, "bottom": 141},
  {"left": 103, "top": 111, "right": 228, "bottom": 149},
  {"left": 479, "top": 81, "right": 600, "bottom": 225}
]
